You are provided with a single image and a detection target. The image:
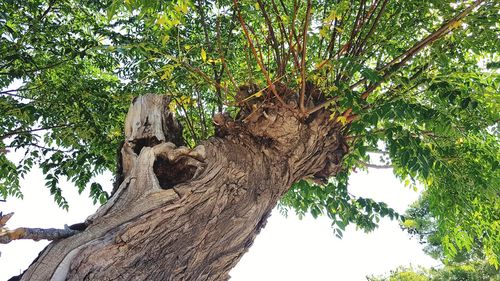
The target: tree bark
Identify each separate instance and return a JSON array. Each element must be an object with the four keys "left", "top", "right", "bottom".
[{"left": 18, "top": 91, "right": 347, "bottom": 281}]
